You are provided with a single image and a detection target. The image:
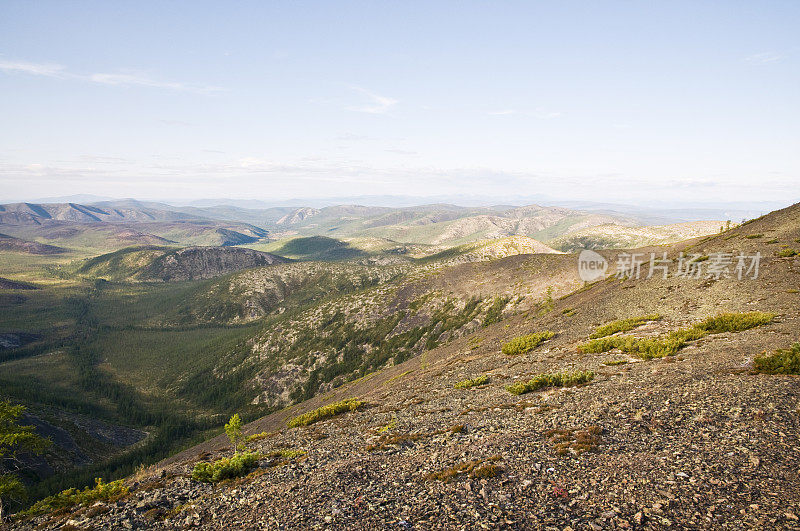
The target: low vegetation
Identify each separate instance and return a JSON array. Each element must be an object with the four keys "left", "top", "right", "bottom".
[
  {"left": 264, "top": 448, "right": 306, "bottom": 460},
  {"left": 287, "top": 398, "right": 364, "bottom": 428},
  {"left": 589, "top": 314, "right": 661, "bottom": 339},
  {"left": 506, "top": 370, "right": 594, "bottom": 395},
  {"left": 191, "top": 452, "right": 259, "bottom": 483},
  {"left": 426, "top": 456, "right": 503, "bottom": 482},
  {"left": 578, "top": 312, "right": 775, "bottom": 360},
  {"left": 454, "top": 374, "right": 489, "bottom": 389},
  {"left": 546, "top": 426, "right": 603, "bottom": 456},
  {"left": 365, "top": 433, "right": 423, "bottom": 452},
  {"left": 753, "top": 343, "right": 800, "bottom": 375},
  {"left": 501, "top": 331, "right": 555, "bottom": 355},
  {"left": 776, "top": 247, "right": 798, "bottom": 257},
  {"left": 245, "top": 431, "right": 274, "bottom": 443},
  {"left": 20, "top": 479, "right": 128, "bottom": 517}
]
